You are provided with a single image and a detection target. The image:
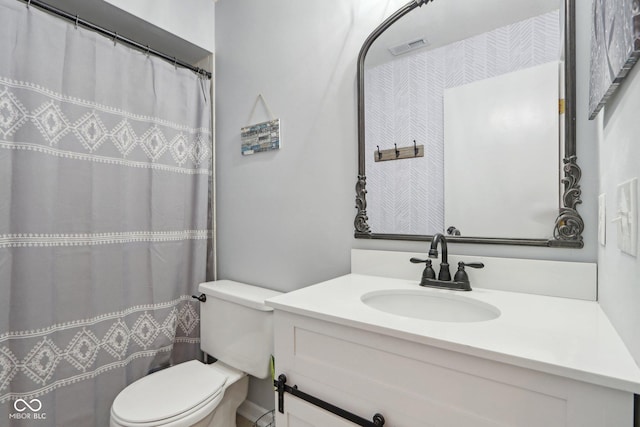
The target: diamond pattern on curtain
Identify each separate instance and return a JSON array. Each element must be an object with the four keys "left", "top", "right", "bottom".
[{"left": 0, "top": 0, "right": 213, "bottom": 425}]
